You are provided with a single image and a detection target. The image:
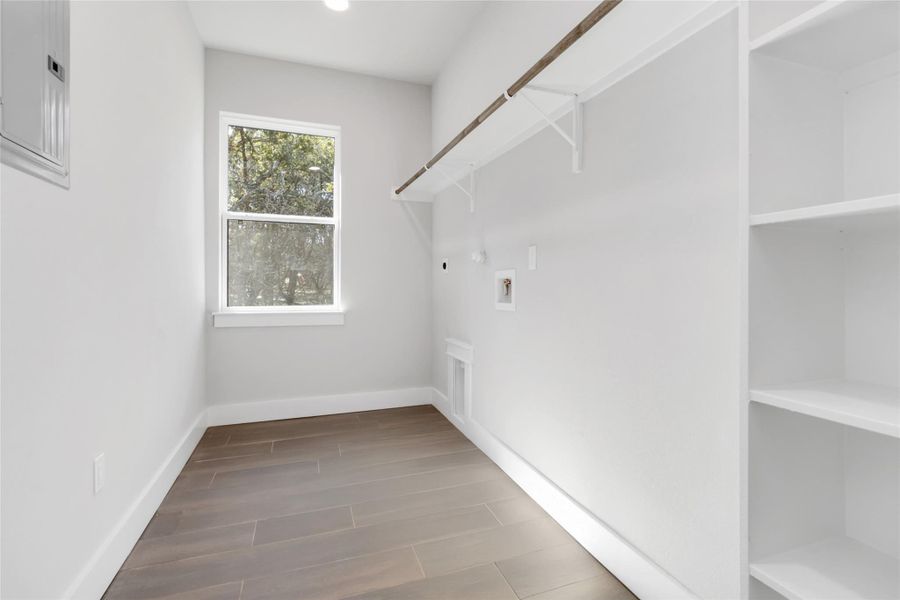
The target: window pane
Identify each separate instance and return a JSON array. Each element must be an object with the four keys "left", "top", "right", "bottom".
[
  {"left": 227, "top": 220, "right": 334, "bottom": 307},
  {"left": 227, "top": 125, "right": 335, "bottom": 217}
]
